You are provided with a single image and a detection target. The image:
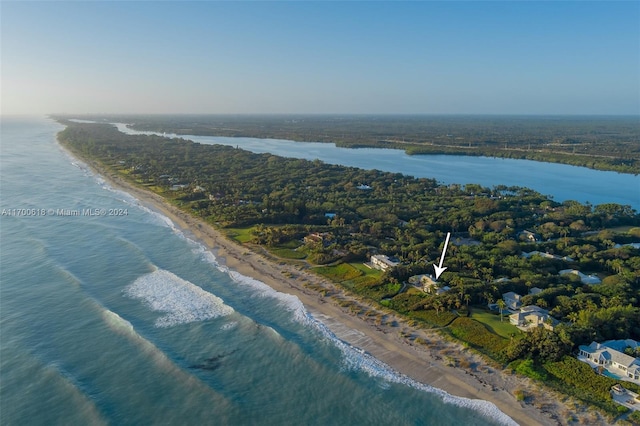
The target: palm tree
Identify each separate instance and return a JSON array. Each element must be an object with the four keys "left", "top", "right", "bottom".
[
  {"left": 433, "top": 300, "right": 443, "bottom": 317},
  {"left": 497, "top": 299, "right": 506, "bottom": 322},
  {"left": 566, "top": 311, "right": 580, "bottom": 325},
  {"left": 483, "top": 292, "right": 494, "bottom": 307}
]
